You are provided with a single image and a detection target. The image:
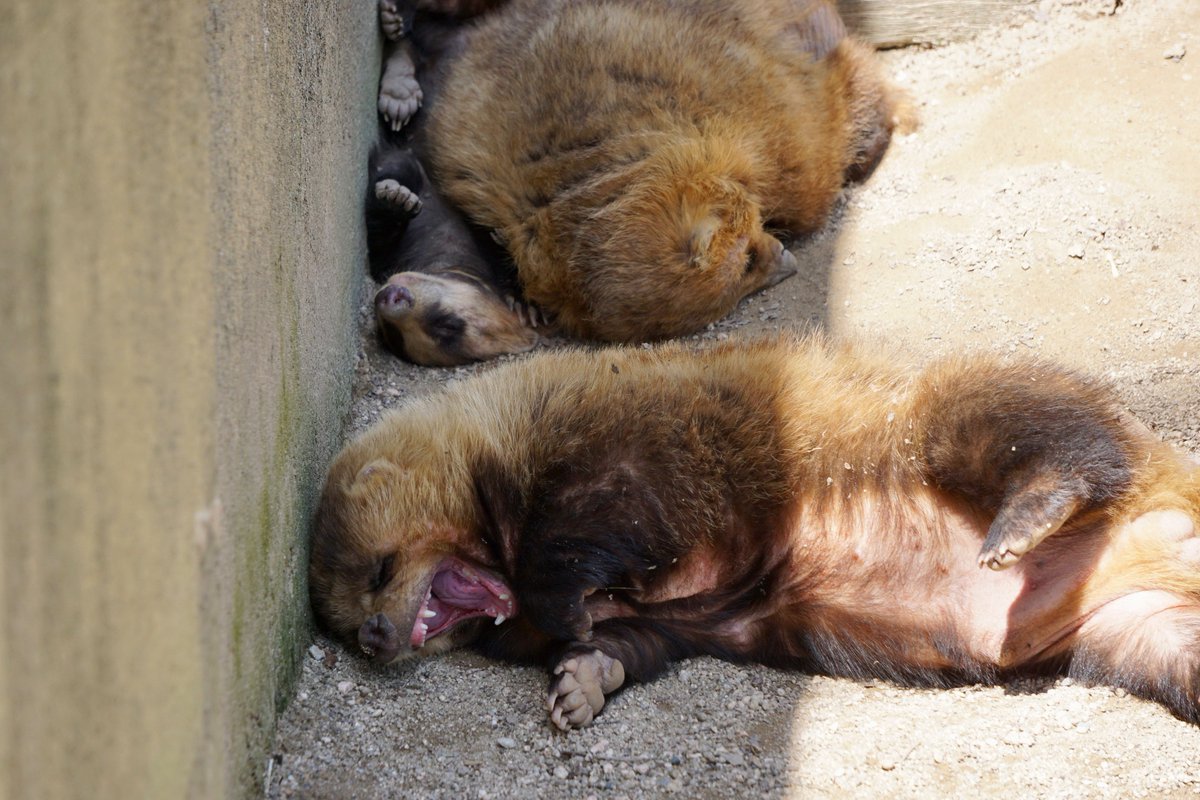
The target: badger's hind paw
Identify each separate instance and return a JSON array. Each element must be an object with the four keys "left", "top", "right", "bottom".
[
  {"left": 379, "top": 76, "right": 423, "bottom": 131},
  {"left": 978, "top": 477, "right": 1084, "bottom": 570},
  {"left": 547, "top": 650, "right": 626, "bottom": 731},
  {"left": 379, "top": 0, "right": 407, "bottom": 41},
  {"left": 1124, "top": 509, "right": 1200, "bottom": 565},
  {"left": 375, "top": 179, "right": 422, "bottom": 216}
]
